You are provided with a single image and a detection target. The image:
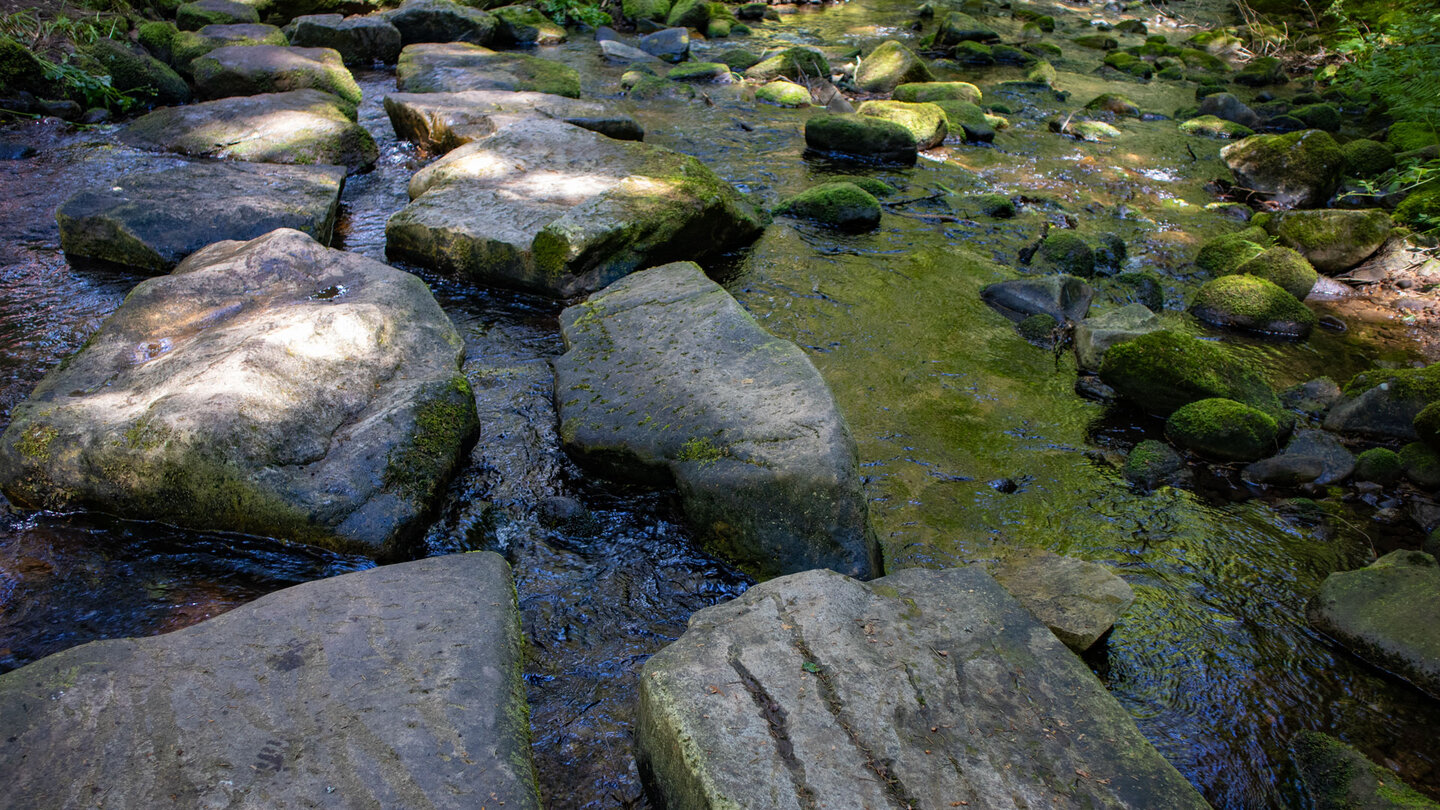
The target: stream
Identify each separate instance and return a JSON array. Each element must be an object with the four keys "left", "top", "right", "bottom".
[{"left": 1, "top": 0, "right": 1439, "bottom": 806}]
